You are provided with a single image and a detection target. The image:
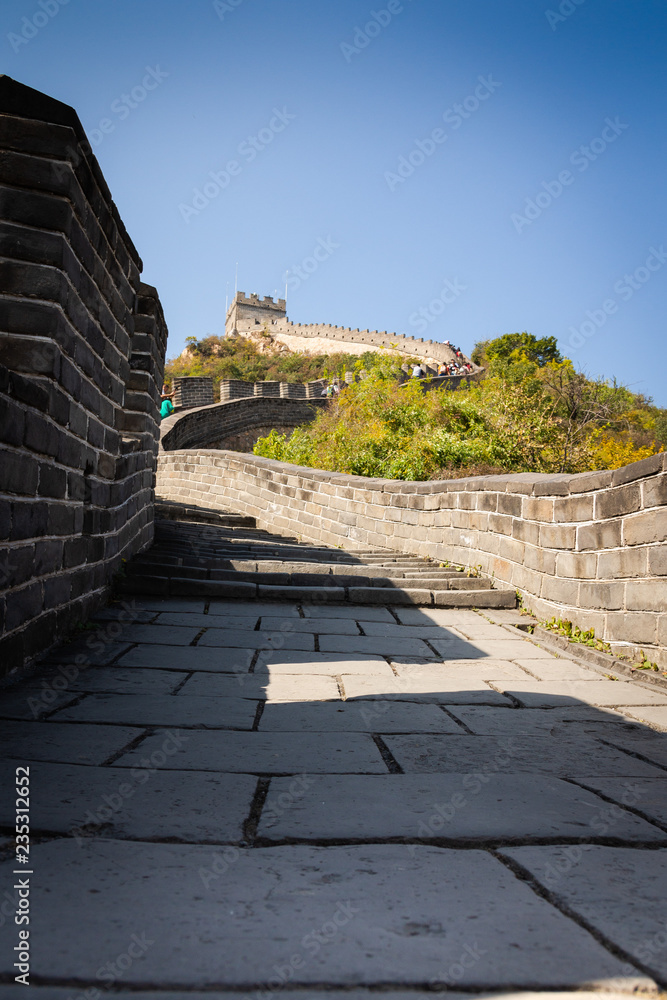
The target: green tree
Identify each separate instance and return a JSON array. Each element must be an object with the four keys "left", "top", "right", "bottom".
[{"left": 472, "top": 332, "right": 563, "bottom": 369}]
